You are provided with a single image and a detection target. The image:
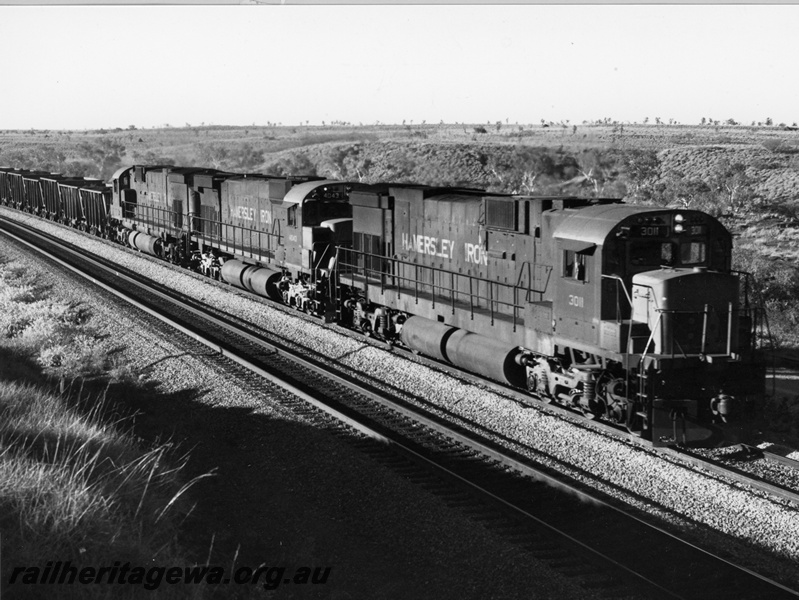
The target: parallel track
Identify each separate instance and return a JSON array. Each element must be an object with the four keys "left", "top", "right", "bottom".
[
  {"left": 739, "top": 443, "right": 799, "bottom": 474},
  {"left": 2, "top": 213, "right": 798, "bottom": 600}
]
